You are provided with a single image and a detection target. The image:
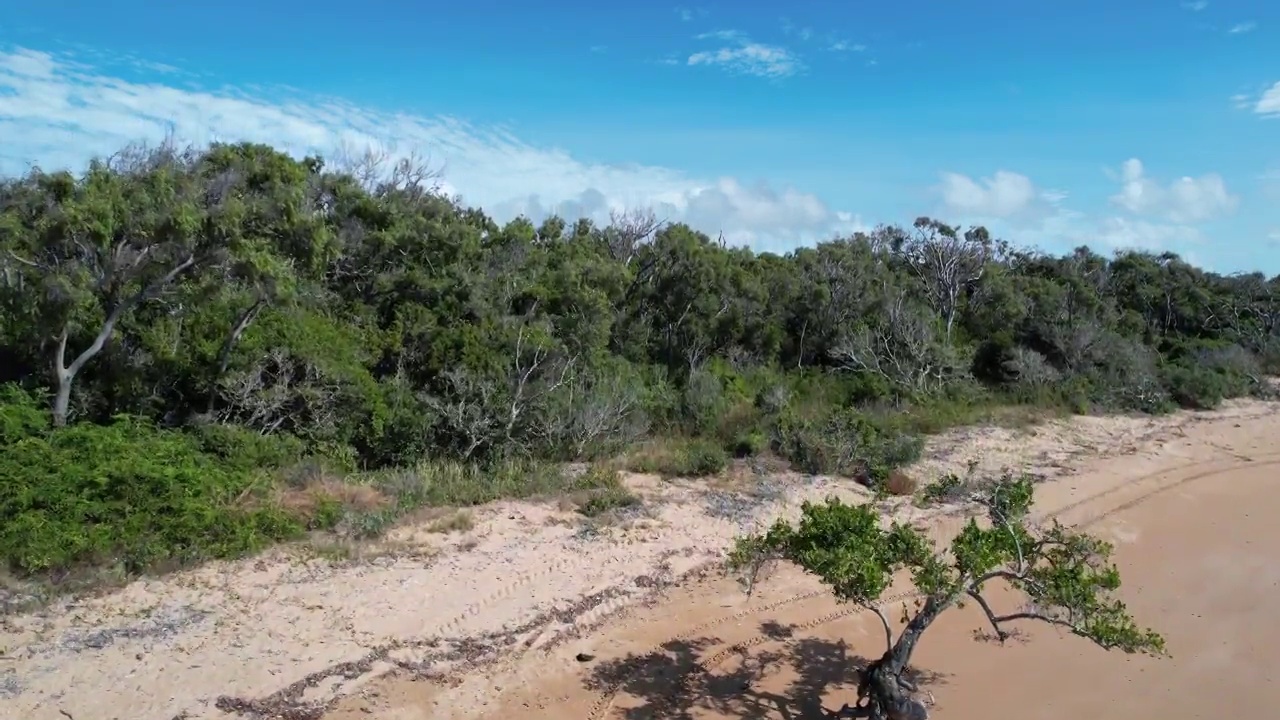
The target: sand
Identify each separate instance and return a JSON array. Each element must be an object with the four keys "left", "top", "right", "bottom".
[{"left": 3, "top": 400, "right": 1280, "bottom": 720}]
